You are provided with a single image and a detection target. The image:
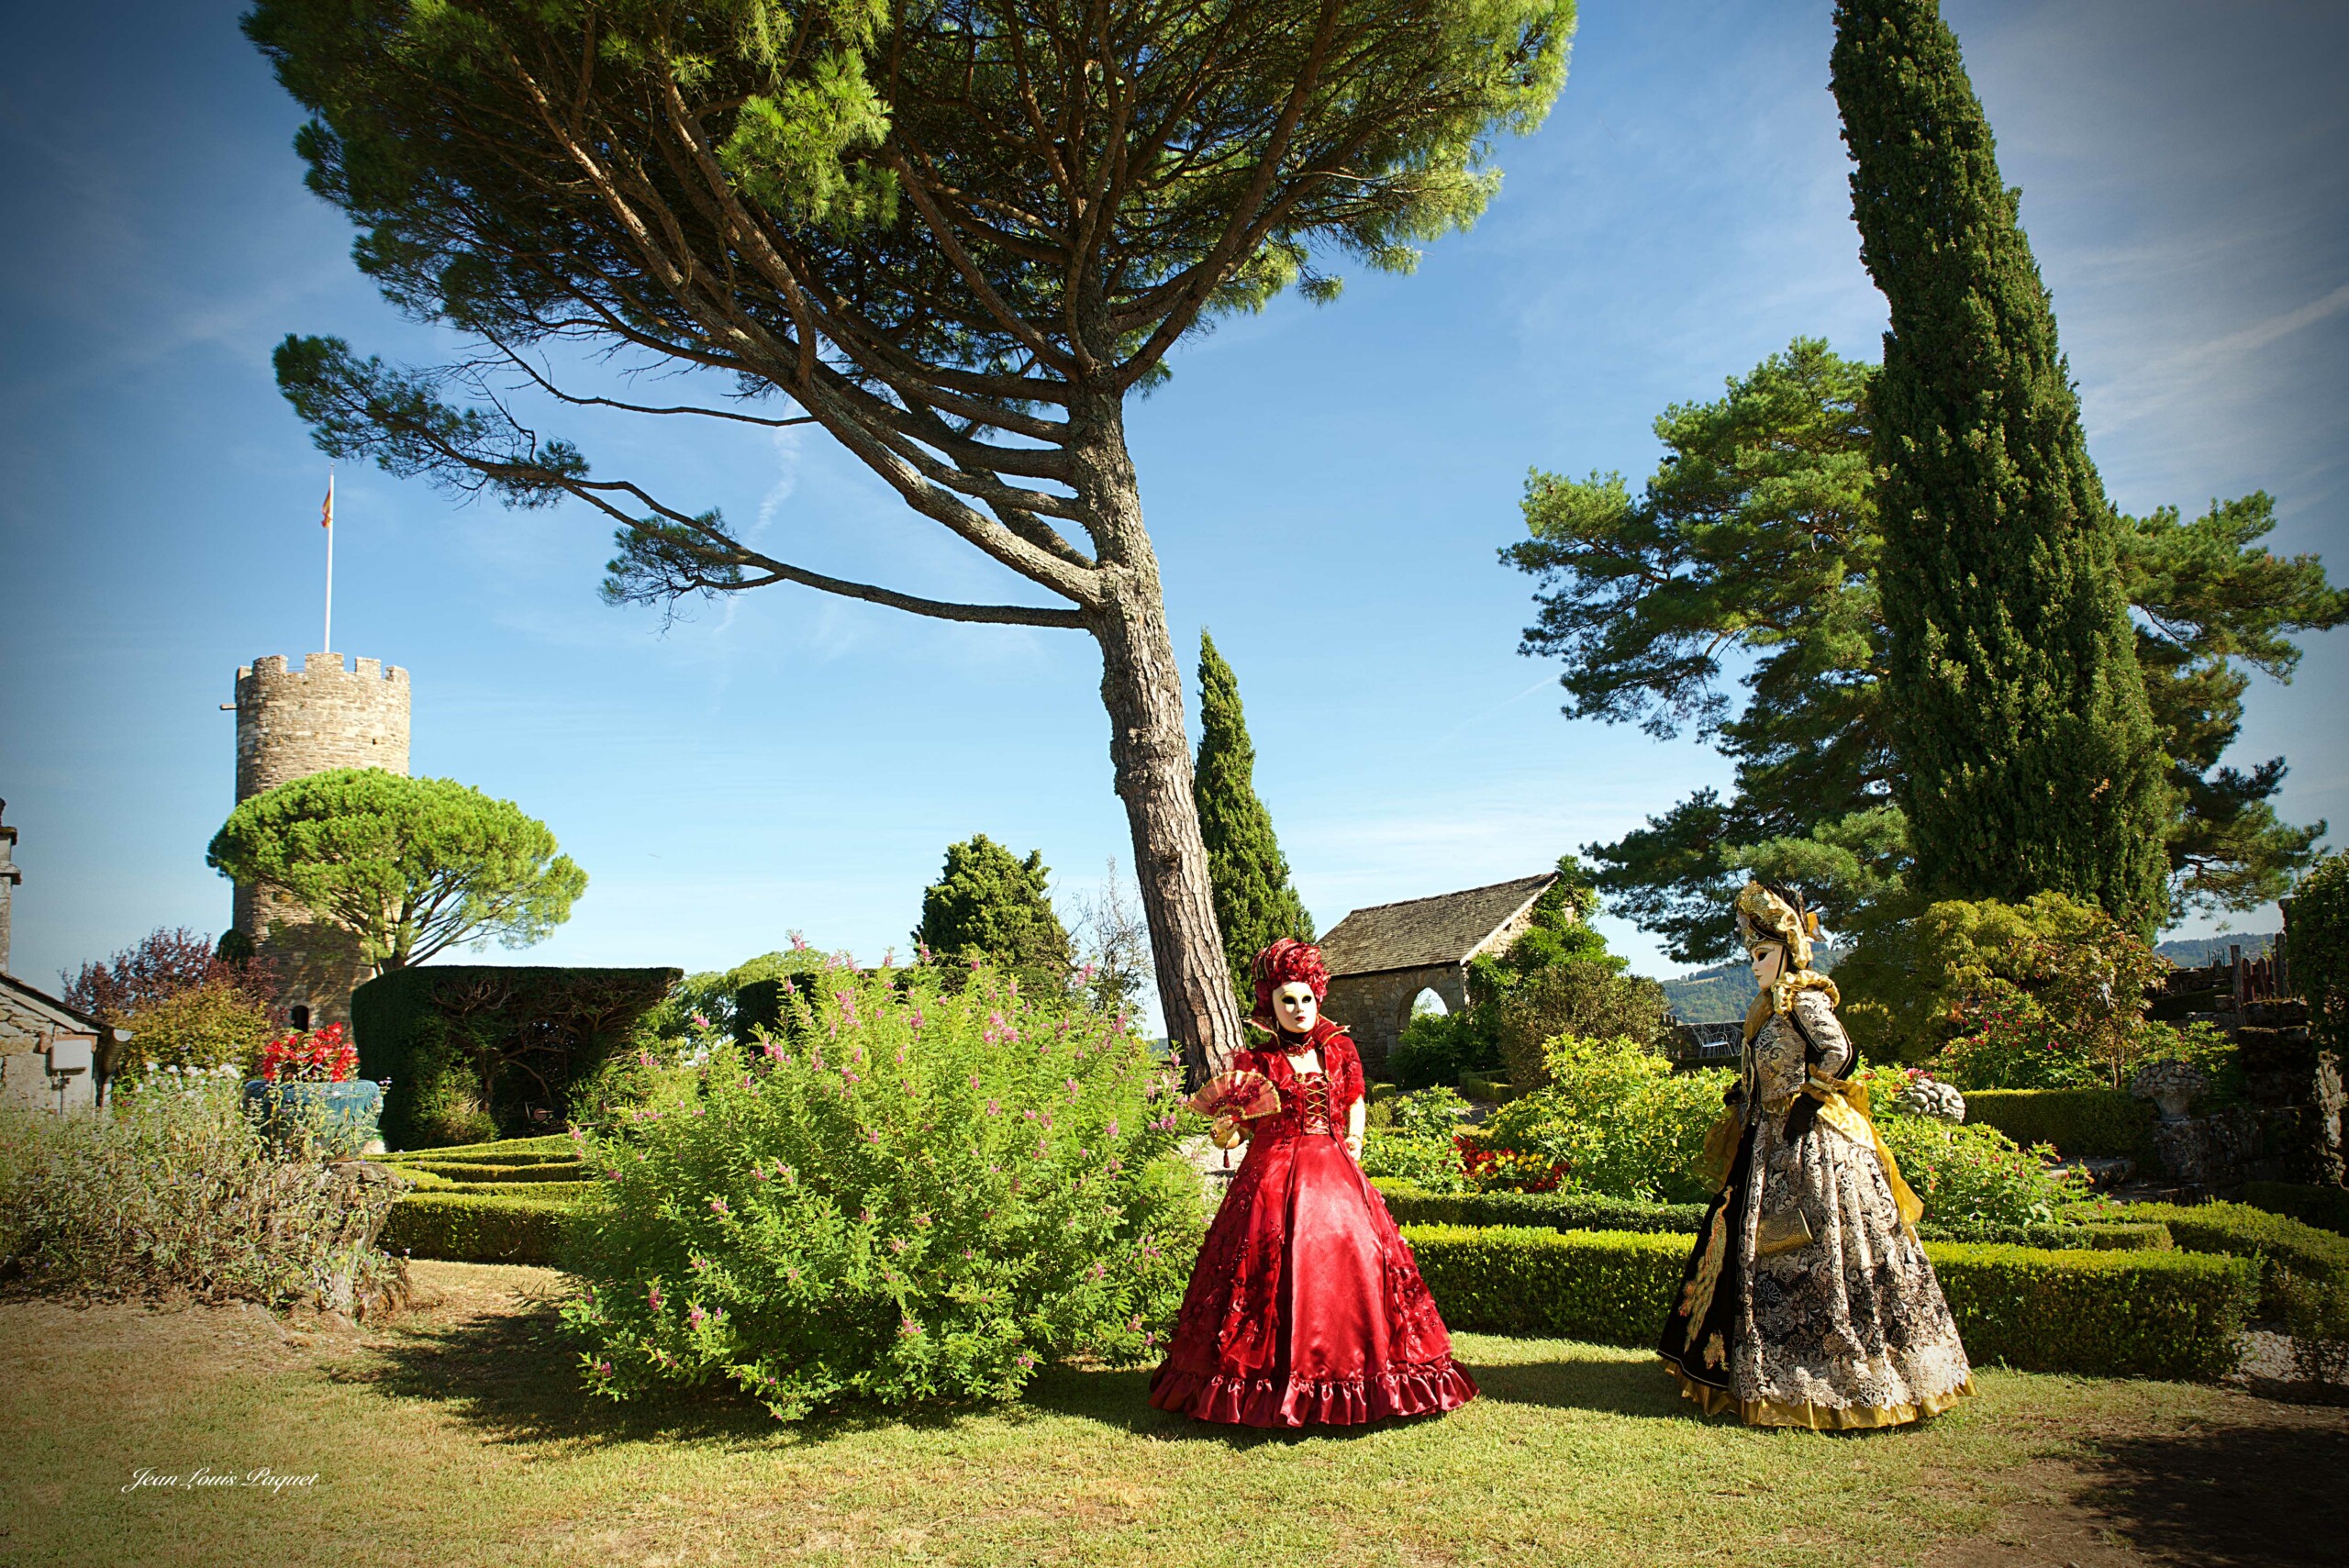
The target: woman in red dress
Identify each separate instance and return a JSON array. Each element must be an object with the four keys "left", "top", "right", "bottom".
[{"left": 1148, "top": 939, "right": 1479, "bottom": 1427}]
